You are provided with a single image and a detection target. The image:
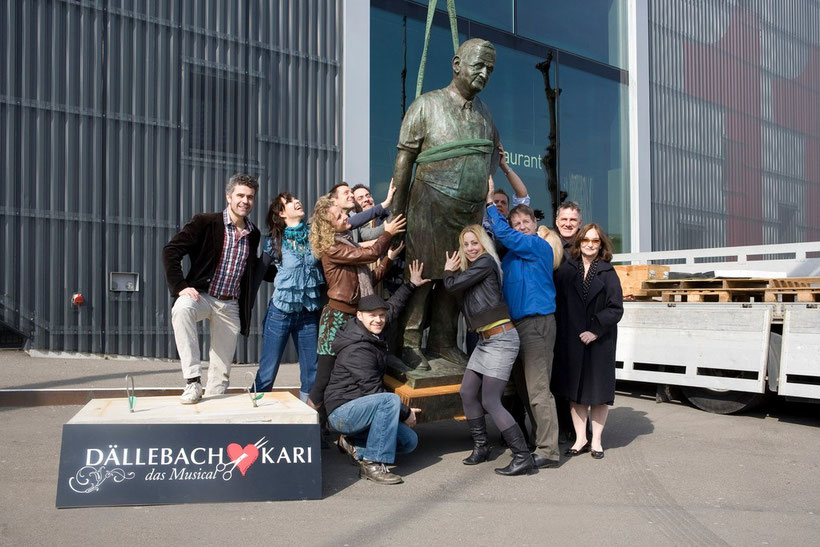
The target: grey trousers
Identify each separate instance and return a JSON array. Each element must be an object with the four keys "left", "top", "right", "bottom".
[
  {"left": 514, "top": 314, "right": 559, "bottom": 461},
  {"left": 171, "top": 293, "right": 240, "bottom": 395}
]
